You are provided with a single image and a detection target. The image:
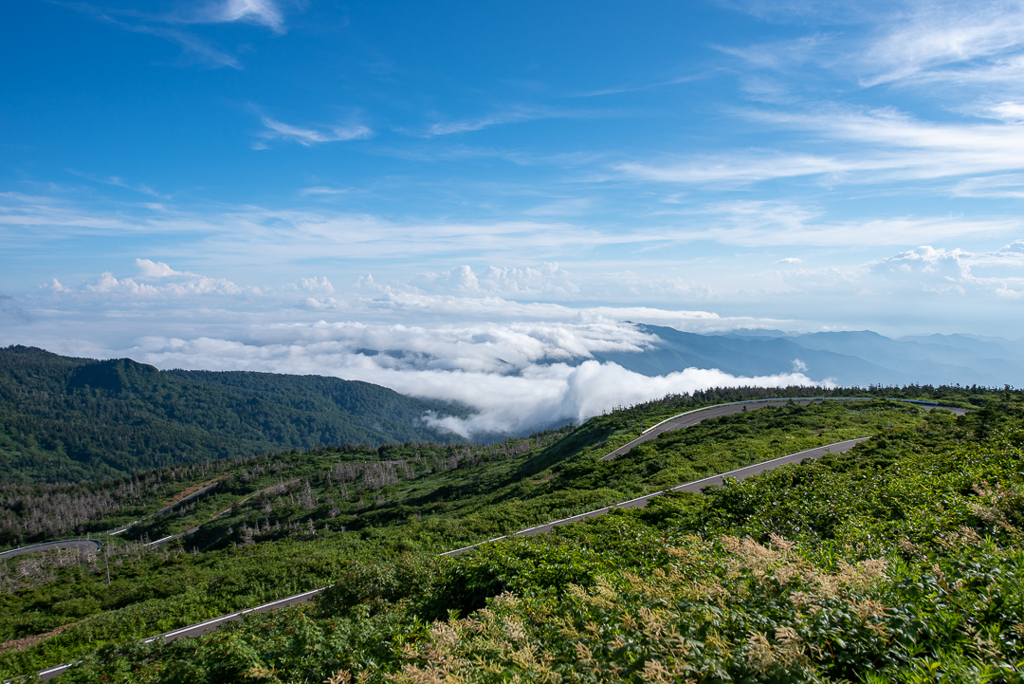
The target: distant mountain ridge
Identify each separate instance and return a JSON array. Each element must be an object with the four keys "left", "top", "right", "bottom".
[
  {"left": 593, "top": 325, "right": 1024, "bottom": 388},
  {"left": 0, "top": 346, "right": 467, "bottom": 483}
]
